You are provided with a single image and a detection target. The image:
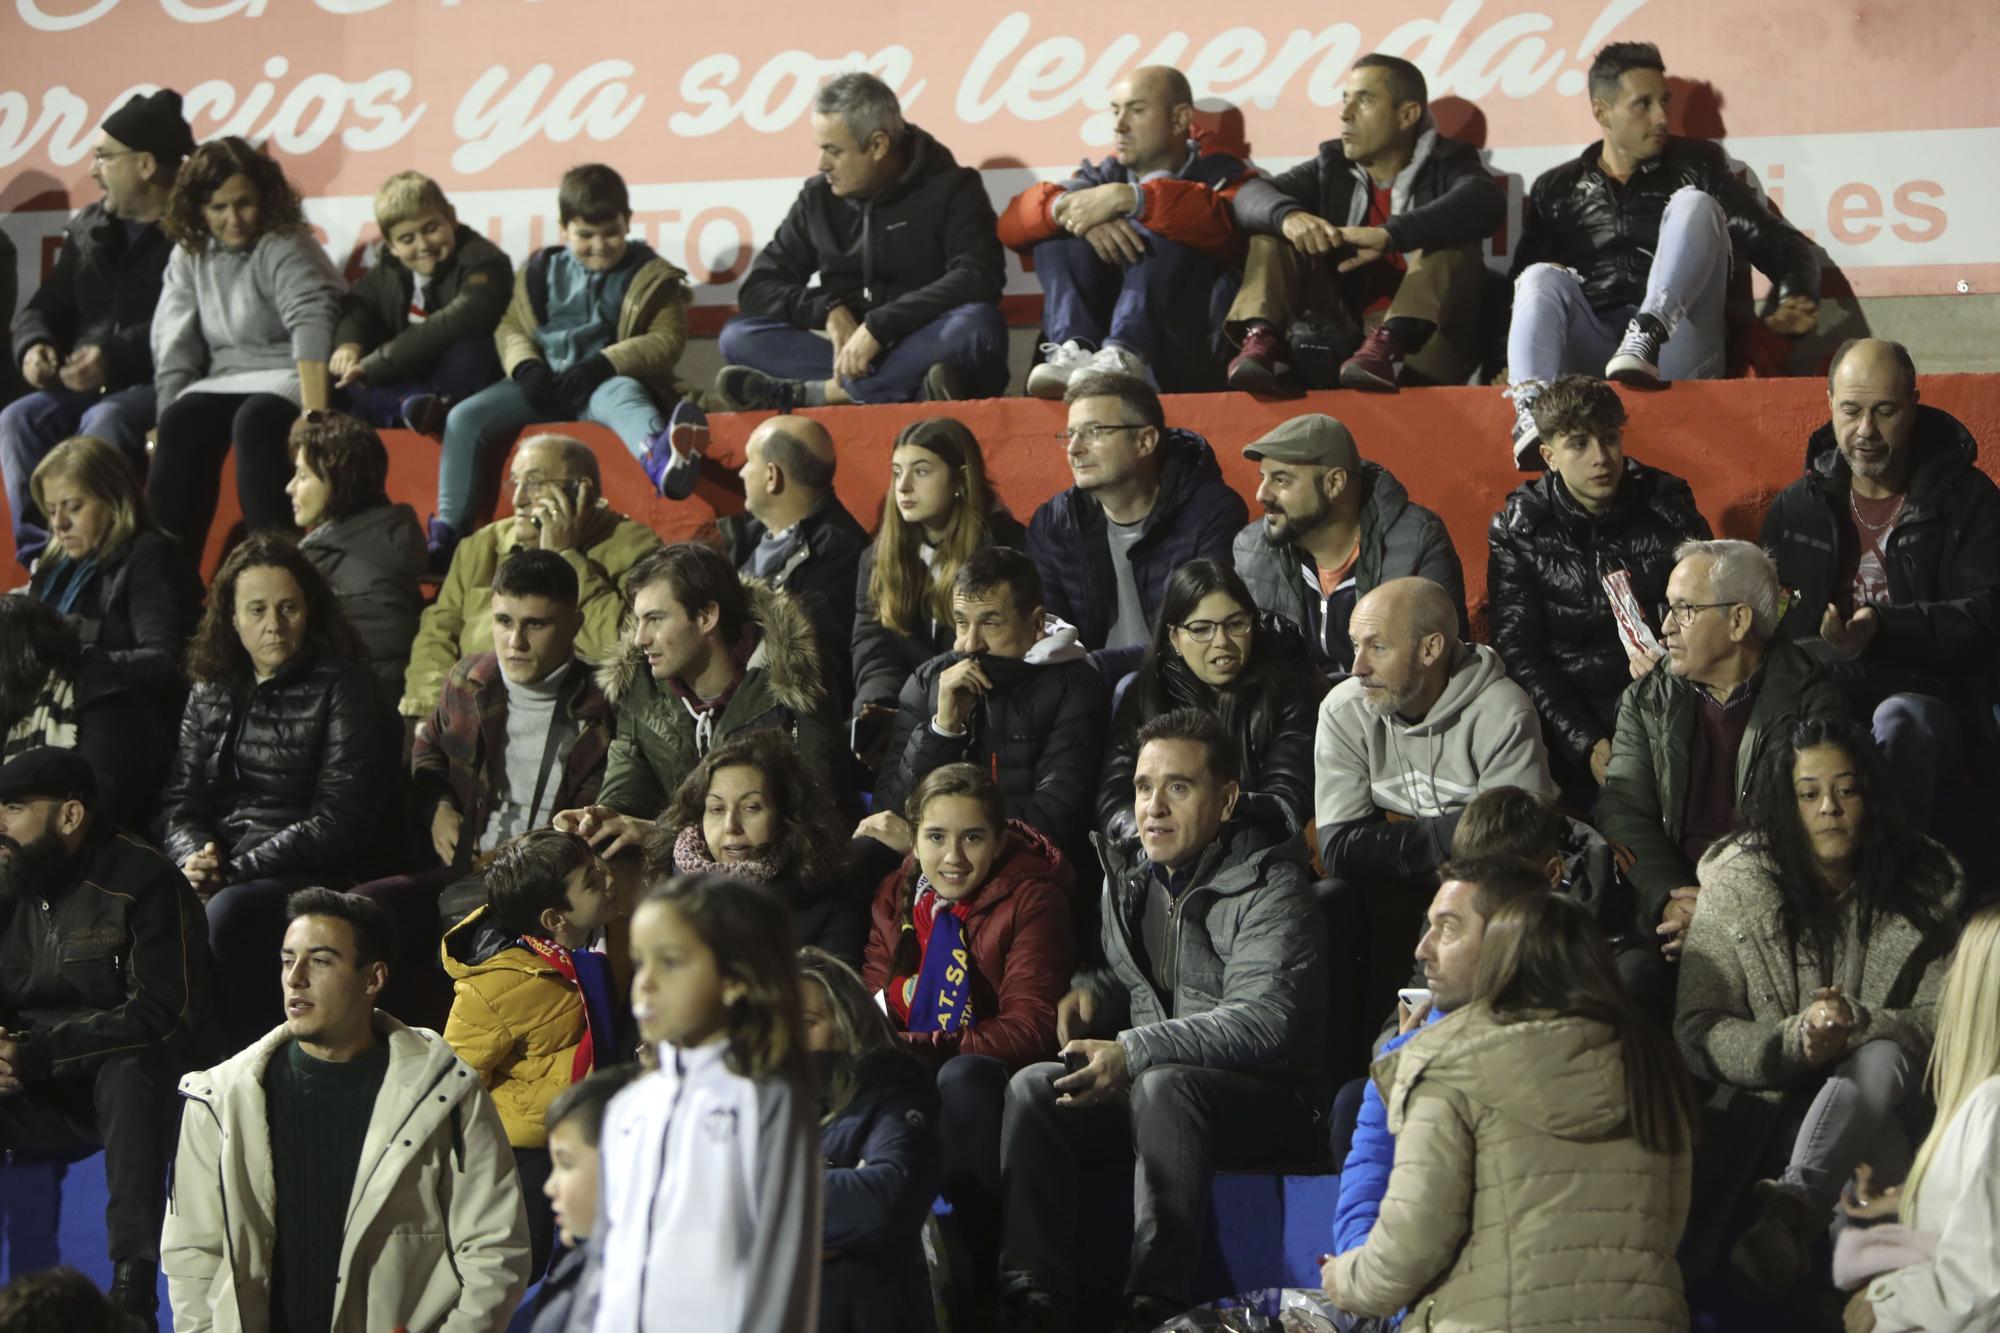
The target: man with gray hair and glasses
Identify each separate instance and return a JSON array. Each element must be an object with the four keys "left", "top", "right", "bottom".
[
  {"left": 714, "top": 71, "right": 1010, "bottom": 410},
  {"left": 1598, "top": 538, "right": 1848, "bottom": 961}
]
